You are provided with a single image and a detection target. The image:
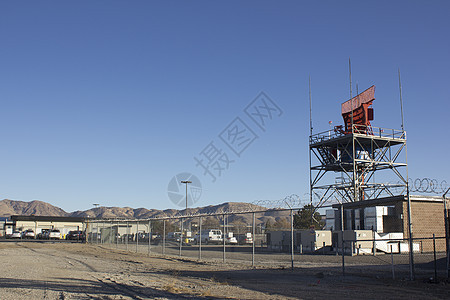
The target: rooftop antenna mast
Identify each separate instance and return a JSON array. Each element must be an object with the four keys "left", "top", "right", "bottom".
[
  {"left": 309, "top": 76, "right": 313, "bottom": 136},
  {"left": 349, "top": 58, "right": 354, "bottom": 128},
  {"left": 398, "top": 68, "right": 405, "bottom": 132},
  {"left": 349, "top": 58, "right": 352, "bottom": 98},
  {"left": 309, "top": 76, "right": 314, "bottom": 222}
]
